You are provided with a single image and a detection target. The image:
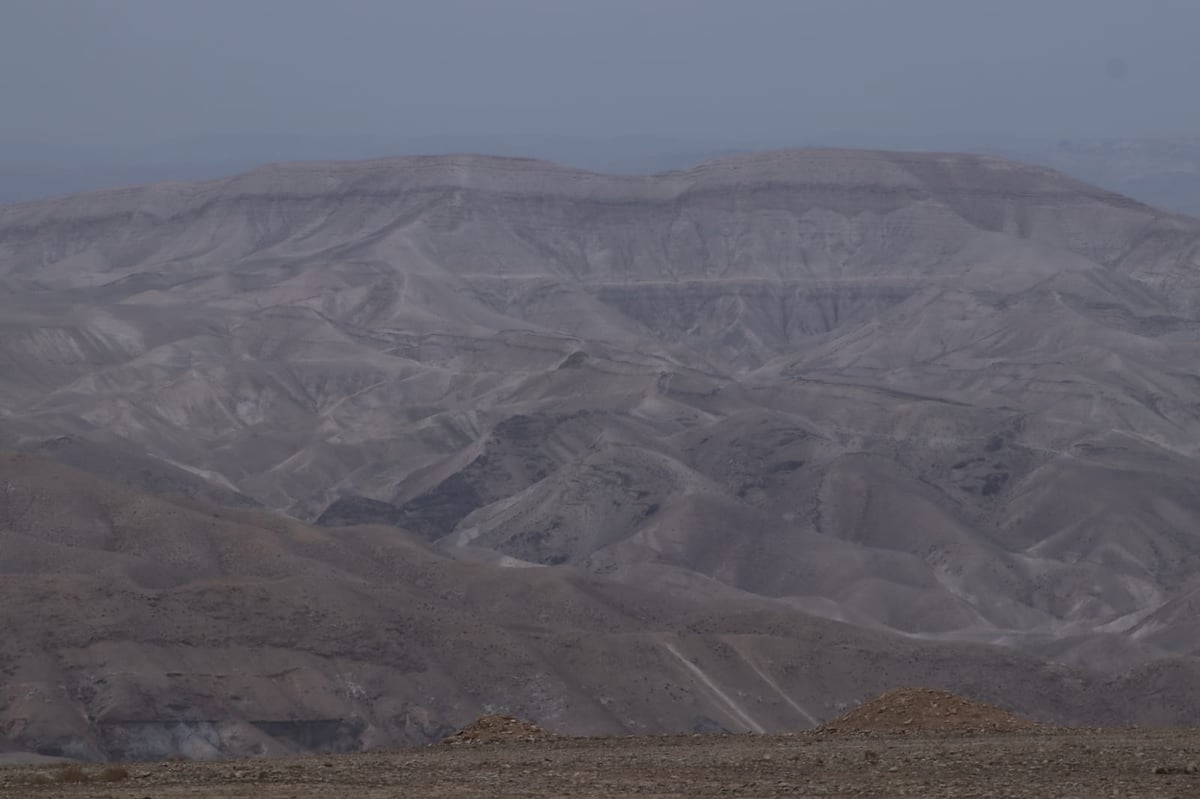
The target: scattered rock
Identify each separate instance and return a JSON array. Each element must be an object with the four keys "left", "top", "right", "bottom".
[
  {"left": 1152, "top": 762, "right": 1199, "bottom": 775},
  {"left": 819, "top": 688, "right": 1039, "bottom": 735},
  {"left": 440, "top": 715, "right": 554, "bottom": 745}
]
